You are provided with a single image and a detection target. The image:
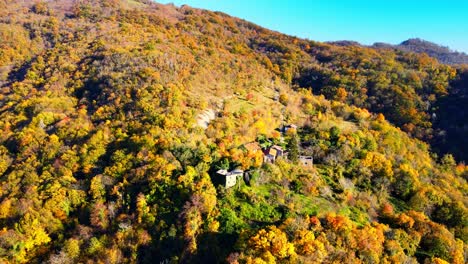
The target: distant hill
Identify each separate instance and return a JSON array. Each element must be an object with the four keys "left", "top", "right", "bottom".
[
  {"left": 326, "top": 40, "right": 362, "bottom": 47},
  {"left": 373, "top": 38, "right": 468, "bottom": 65}
]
